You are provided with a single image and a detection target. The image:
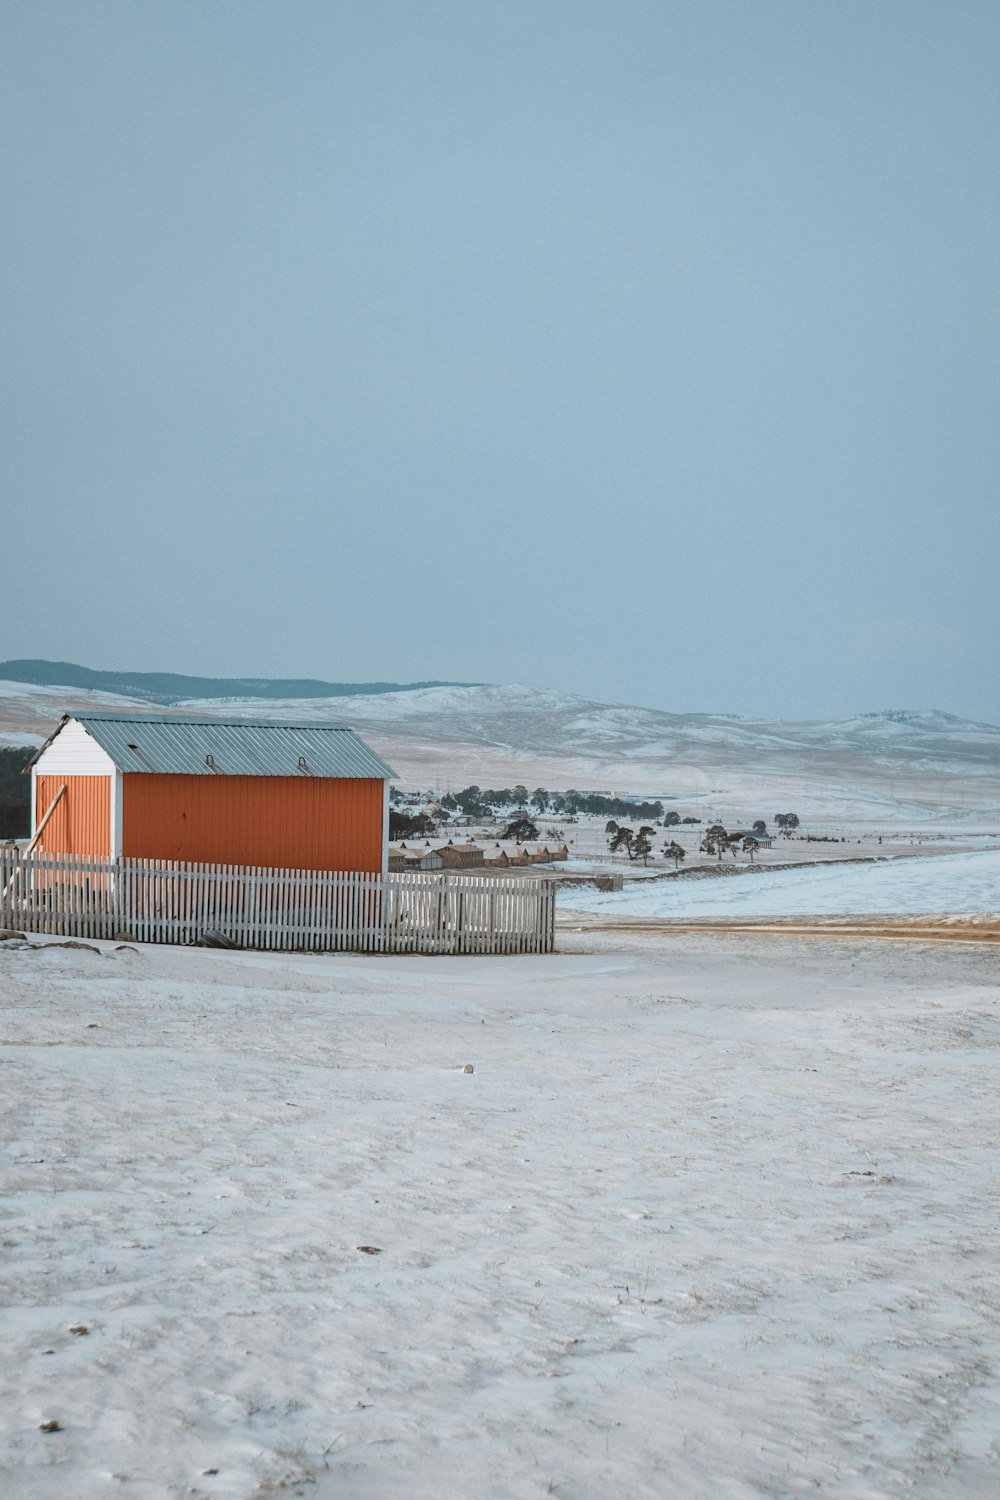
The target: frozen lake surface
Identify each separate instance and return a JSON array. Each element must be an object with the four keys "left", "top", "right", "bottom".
[{"left": 566, "top": 847, "right": 1000, "bottom": 919}]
